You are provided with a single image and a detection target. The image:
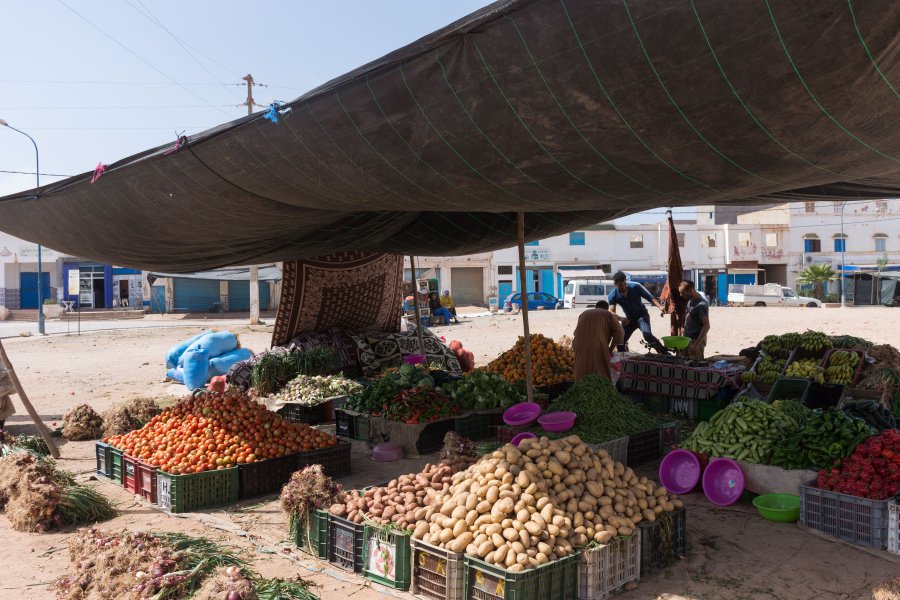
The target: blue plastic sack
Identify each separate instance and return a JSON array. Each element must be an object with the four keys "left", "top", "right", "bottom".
[
  {"left": 182, "top": 346, "right": 211, "bottom": 390},
  {"left": 166, "top": 367, "right": 184, "bottom": 384},
  {"left": 179, "top": 331, "right": 238, "bottom": 366},
  {"left": 166, "top": 330, "right": 213, "bottom": 369},
  {"left": 208, "top": 348, "right": 253, "bottom": 378}
]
